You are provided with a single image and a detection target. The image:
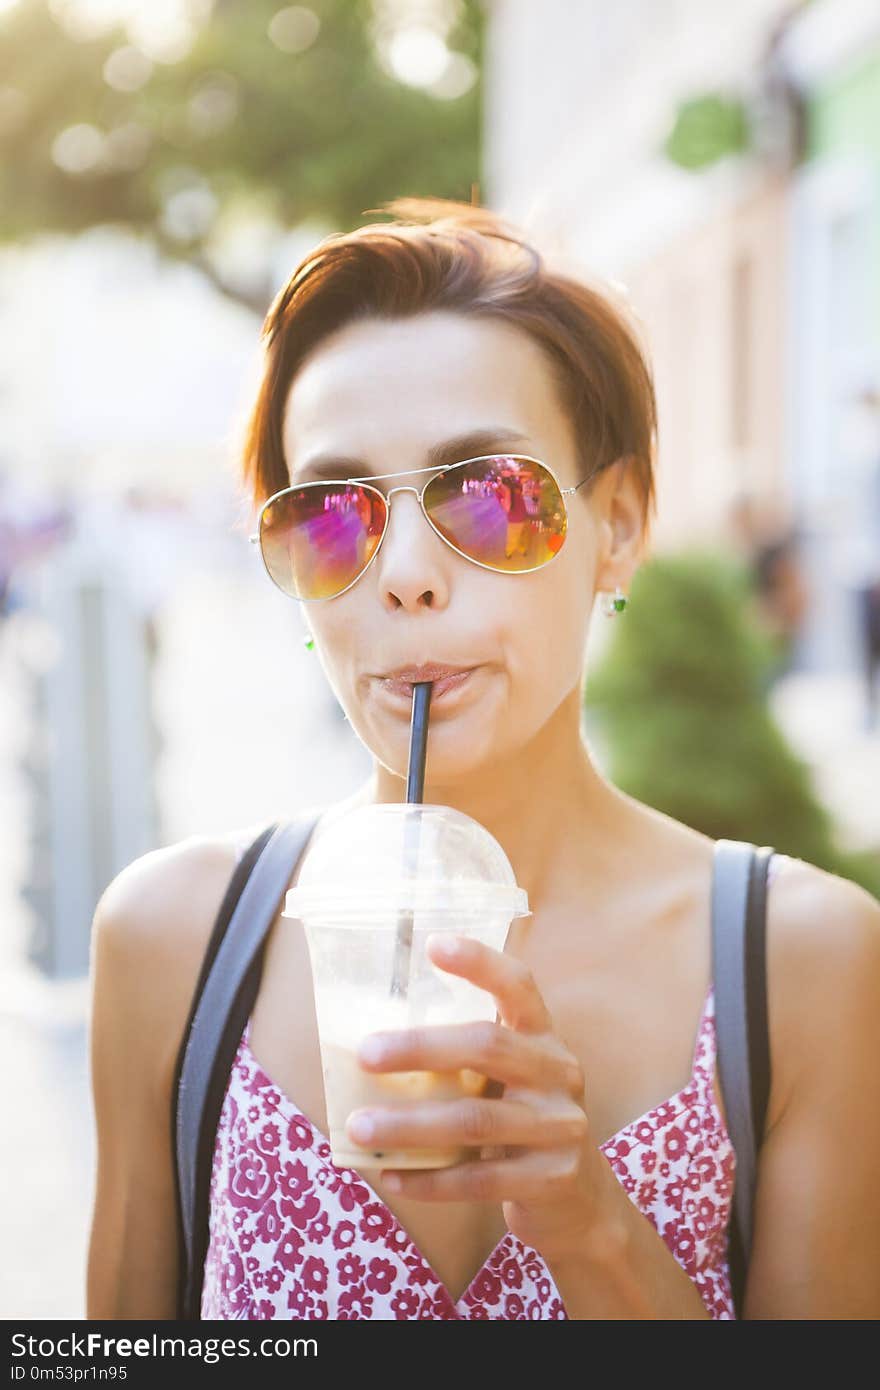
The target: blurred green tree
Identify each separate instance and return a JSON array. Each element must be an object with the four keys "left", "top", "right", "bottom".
[
  {"left": 0, "top": 0, "right": 484, "bottom": 310},
  {"left": 664, "top": 92, "right": 749, "bottom": 170},
  {"left": 584, "top": 552, "right": 880, "bottom": 900}
]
